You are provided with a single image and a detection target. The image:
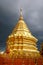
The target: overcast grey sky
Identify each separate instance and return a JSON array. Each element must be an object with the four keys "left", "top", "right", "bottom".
[{"left": 0, "top": 0, "right": 43, "bottom": 50}]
